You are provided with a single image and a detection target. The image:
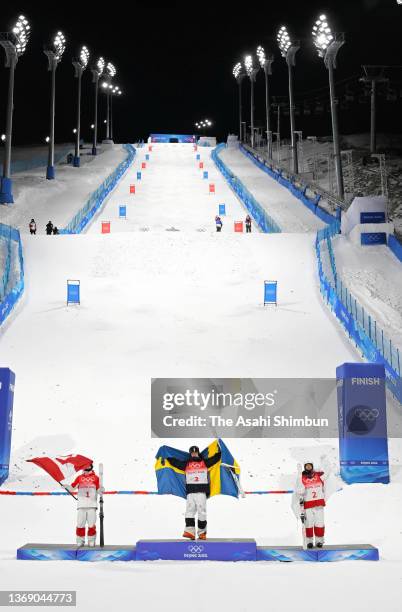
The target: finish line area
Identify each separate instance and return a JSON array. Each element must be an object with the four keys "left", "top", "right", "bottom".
[{"left": 17, "top": 540, "right": 379, "bottom": 563}]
